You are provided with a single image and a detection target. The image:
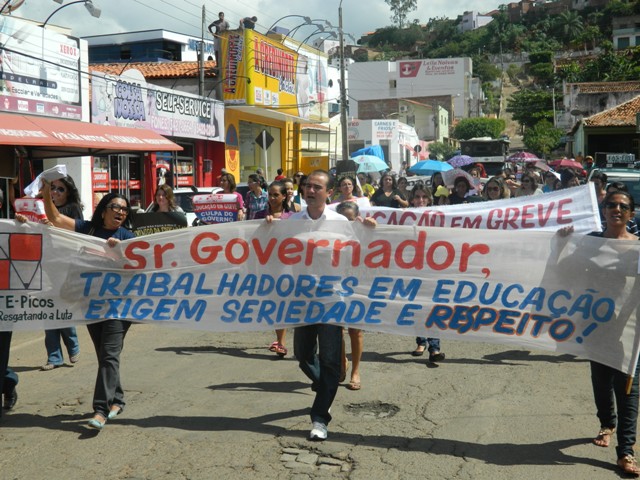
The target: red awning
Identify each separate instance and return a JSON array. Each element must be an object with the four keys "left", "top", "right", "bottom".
[{"left": 0, "top": 113, "right": 182, "bottom": 159}]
